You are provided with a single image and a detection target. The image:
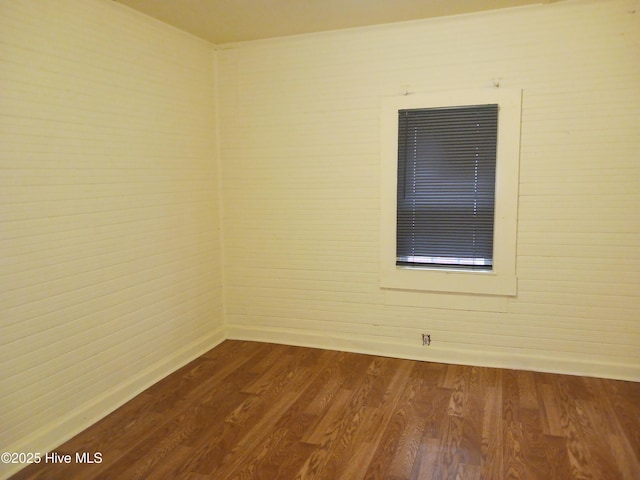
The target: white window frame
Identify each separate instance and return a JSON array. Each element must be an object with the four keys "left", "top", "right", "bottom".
[{"left": 380, "top": 88, "right": 521, "bottom": 296}]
